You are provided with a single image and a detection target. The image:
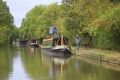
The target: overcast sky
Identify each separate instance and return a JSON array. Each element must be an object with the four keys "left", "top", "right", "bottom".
[{"left": 3, "top": 0, "right": 62, "bottom": 27}]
